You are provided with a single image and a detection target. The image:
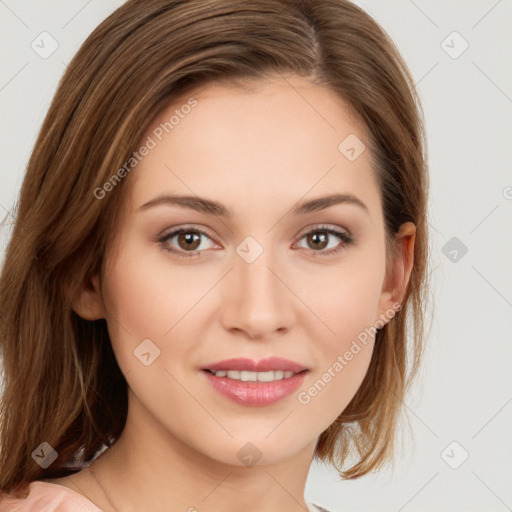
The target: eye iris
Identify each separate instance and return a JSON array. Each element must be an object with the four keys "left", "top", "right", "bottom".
[
  {"left": 178, "top": 232, "right": 201, "bottom": 250},
  {"left": 308, "top": 231, "right": 328, "bottom": 250}
]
